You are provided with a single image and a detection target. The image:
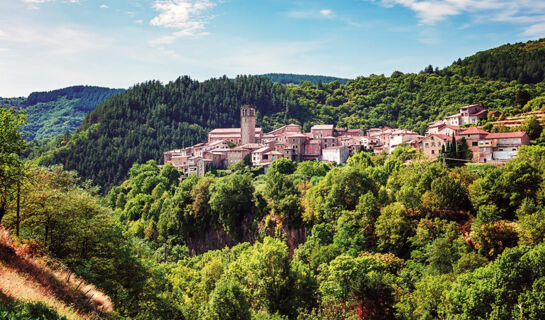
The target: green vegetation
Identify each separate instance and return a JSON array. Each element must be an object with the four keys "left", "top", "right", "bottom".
[
  {"left": 0, "top": 299, "right": 67, "bottom": 320},
  {"left": 0, "top": 85, "right": 124, "bottom": 141},
  {"left": 91, "top": 143, "right": 545, "bottom": 319},
  {"left": 445, "top": 38, "right": 545, "bottom": 84},
  {"left": 3, "top": 39, "right": 545, "bottom": 319},
  {"left": 35, "top": 72, "right": 545, "bottom": 191},
  {"left": 260, "top": 73, "right": 349, "bottom": 85}
]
